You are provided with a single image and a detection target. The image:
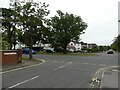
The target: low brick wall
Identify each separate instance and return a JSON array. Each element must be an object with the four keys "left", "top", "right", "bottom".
[{"left": 0, "top": 49, "right": 22, "bottom": 64}]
